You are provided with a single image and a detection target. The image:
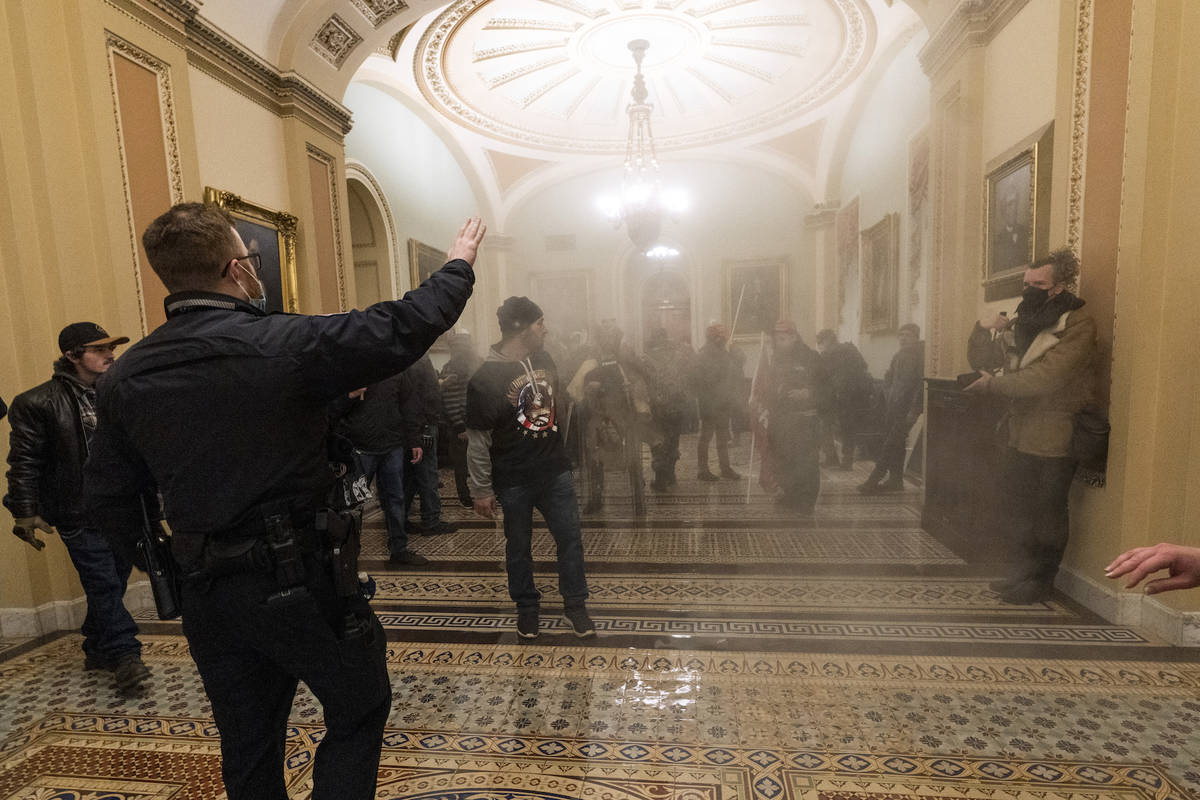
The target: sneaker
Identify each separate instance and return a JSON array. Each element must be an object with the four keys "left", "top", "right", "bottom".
[
  {"left": 719, "top": 468, "right": 741, "bottom": 480},
  {"left": 517, "top": 610, "right": 539, "bottom": 639},
  {"left": 114, "top": 656, "right": 151, "bottom": 693},
  {"left": 564, "top": 607, "right": 596, "bottom": 638},
  {"left": 697, "top": 470, "right": 719, "bottom": 482},
  {"left": 877, "top": 478, "right": 904, "bottom": 493},
  {"left": 414, "top": 521, "right": 458, "bottom": 536},
  {"left": 387, "top": 549, "right": 430, "bottom": 566},
  {"left": 856, "top": 481, "right": 882, "bottom": 495}
]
